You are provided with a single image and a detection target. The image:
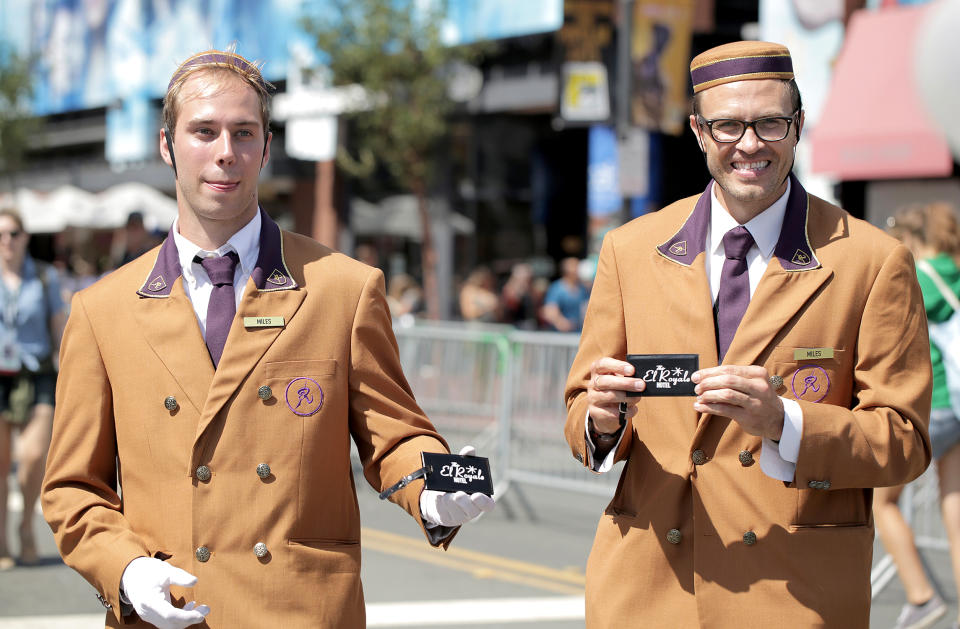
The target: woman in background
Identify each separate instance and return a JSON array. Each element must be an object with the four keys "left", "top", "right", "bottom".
[
  {"left": 876, "top": 202, "right": 960, "bottom": 629},
  {"left": 0, "top": 208, "right": 66, "bottom": 569}
]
